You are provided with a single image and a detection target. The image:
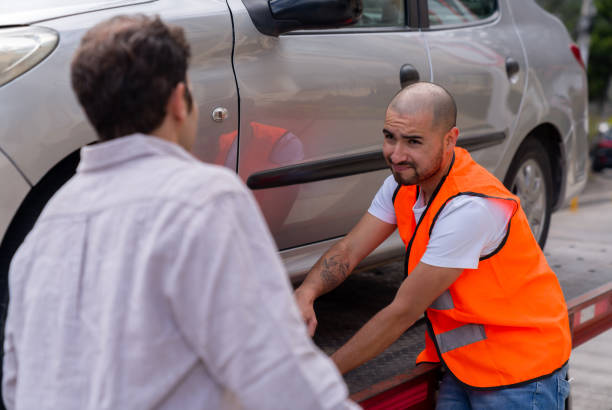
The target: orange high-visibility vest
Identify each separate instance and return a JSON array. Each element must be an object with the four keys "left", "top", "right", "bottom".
[{"left": 393, "top": 147, "right": 571, "bottom": 389}]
